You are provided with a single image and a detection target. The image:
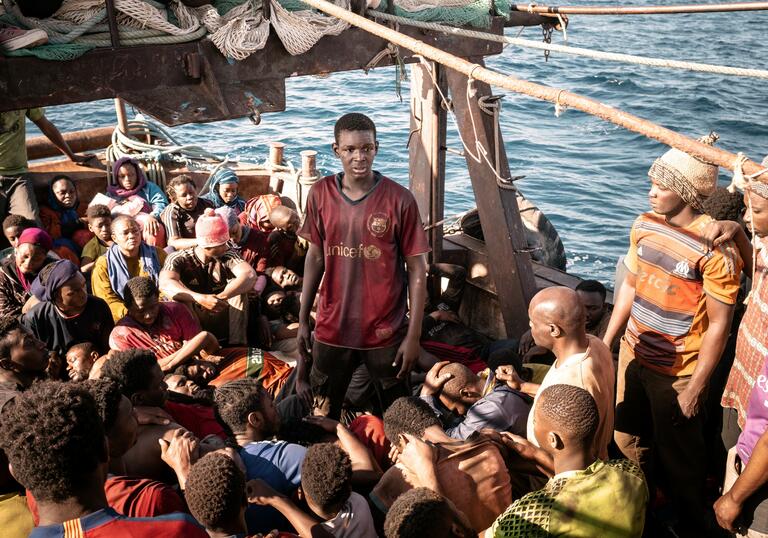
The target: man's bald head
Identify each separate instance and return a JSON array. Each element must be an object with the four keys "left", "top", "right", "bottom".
[{"left": 529, "top": 287, "right": 586, "bottom": 332}]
